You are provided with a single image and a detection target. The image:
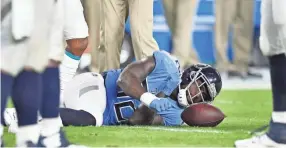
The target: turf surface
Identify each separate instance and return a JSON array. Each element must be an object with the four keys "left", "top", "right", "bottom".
[{"left": 3, "top": 90, "right": 272, "bottom": 147}]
